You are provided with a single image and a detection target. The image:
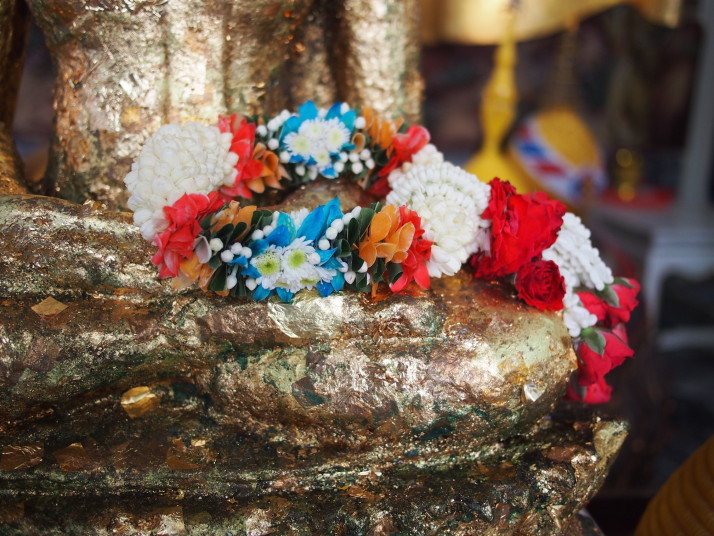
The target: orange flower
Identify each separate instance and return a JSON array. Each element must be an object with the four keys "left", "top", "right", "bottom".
[
  {"left": 362, "top": 107, "right": 404, "bottom": 150},
  {"left": 210, "top": 202, "right": 256, "bottom": 242},
  {"left": 358, "top": 205, "right": 415, "bottom": 268}
]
